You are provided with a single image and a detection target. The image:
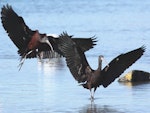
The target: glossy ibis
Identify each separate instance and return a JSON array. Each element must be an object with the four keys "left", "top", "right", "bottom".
[
  {"left": 58, "top": 33, "right": 145, "bottom": 99},
  {"left": 1, "top": 4, "right": 54, "bottom": 70},
  {"left": 1, "top": 4, "right": 97, "bottom": 70}
]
